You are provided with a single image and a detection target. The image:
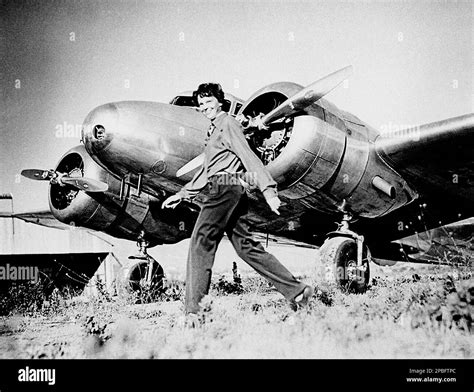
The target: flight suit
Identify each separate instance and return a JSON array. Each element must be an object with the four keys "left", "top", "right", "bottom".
[{"left": 178, "top": 111, "right": 306, "bottom": 314}]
